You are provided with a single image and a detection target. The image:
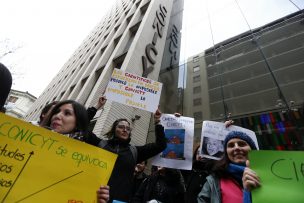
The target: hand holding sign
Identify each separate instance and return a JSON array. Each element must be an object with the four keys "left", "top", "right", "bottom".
[
  {"left": 154, "top": 106, "right": 162, "bottom": 124},
  {"left": 97, "top": 185, "right": 110, "bottom": 203},
  {"left": 242, "top": 160, "right": 261, "bottom": 191}
]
